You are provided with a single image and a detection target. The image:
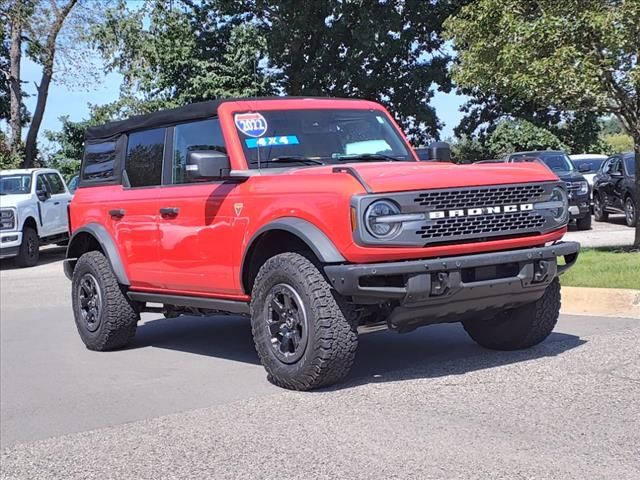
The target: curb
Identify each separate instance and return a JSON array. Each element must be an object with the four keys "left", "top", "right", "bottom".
[{"left": 561, "top": 286, "right": 640, "bottom": 319}]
